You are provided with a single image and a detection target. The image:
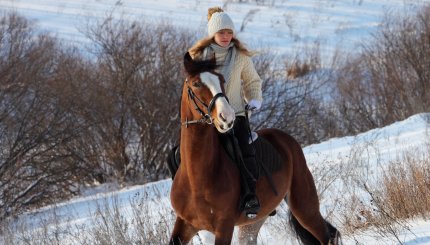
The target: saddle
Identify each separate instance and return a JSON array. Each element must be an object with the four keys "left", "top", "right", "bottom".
[{"left": 167, "top": 132, "right": 283, "bottom": 195}]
